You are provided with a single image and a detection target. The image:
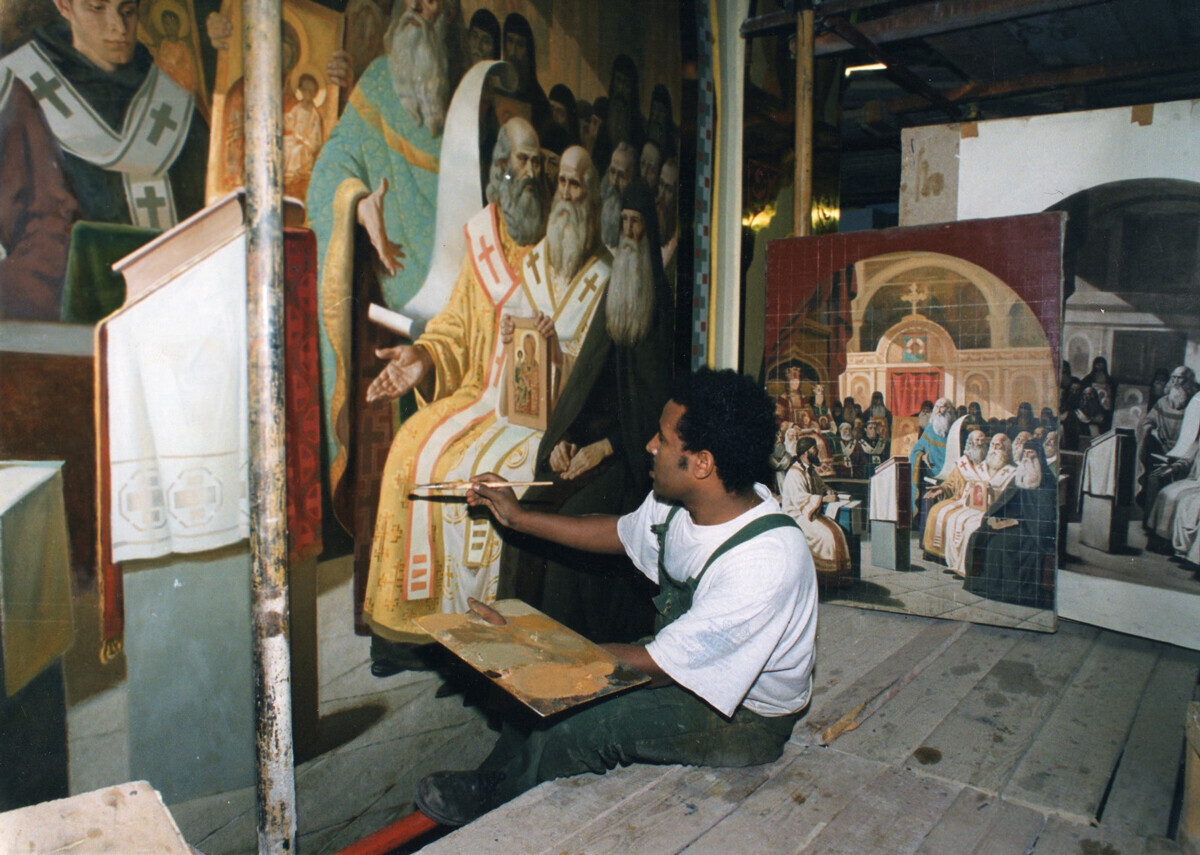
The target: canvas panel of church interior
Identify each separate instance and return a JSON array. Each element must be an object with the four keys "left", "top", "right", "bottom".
[{"left": 764, "top": 216, "right": 1064, "bottom": 631}]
